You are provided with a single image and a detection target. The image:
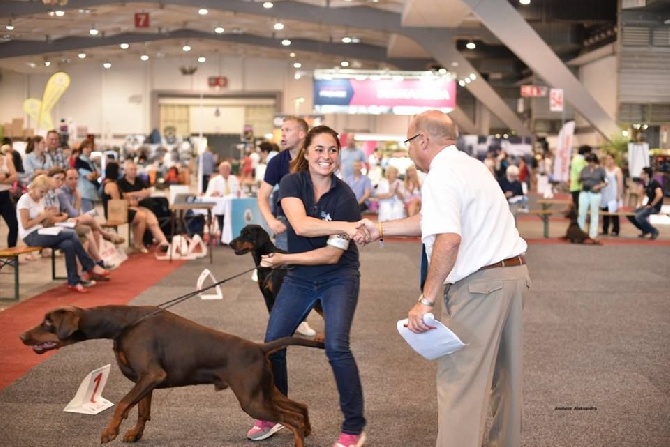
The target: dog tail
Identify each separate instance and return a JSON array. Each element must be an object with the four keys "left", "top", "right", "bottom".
[{"left": 262, "top": 336, "right": 325, "bottom": 354}]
